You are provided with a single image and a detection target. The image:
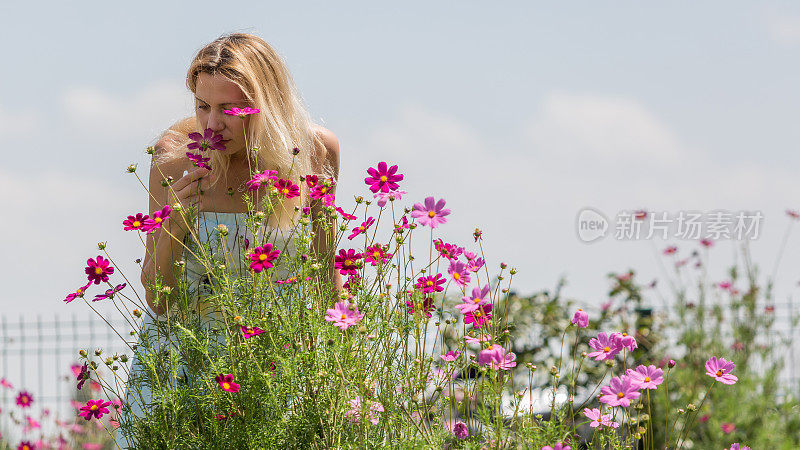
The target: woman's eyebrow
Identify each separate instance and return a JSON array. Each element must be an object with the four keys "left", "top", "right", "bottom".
[{"left": 194, "top": 96, "right": 243, "bottom": 106}]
